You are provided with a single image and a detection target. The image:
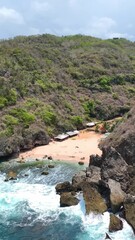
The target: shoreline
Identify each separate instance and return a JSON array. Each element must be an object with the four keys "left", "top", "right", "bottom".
[{"left": 19, "top": 131, "right": 103, "bottom": 164}]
